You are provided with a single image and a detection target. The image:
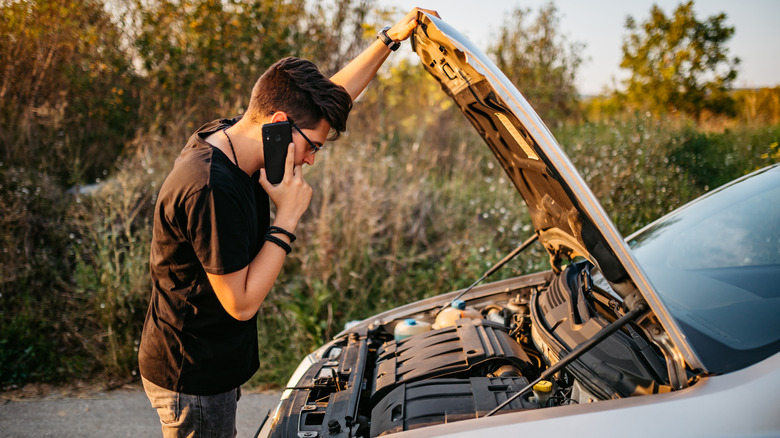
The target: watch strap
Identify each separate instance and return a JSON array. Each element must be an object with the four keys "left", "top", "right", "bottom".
[{"left": 378, "top": 26, "right": 401, "bottom": 51}]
